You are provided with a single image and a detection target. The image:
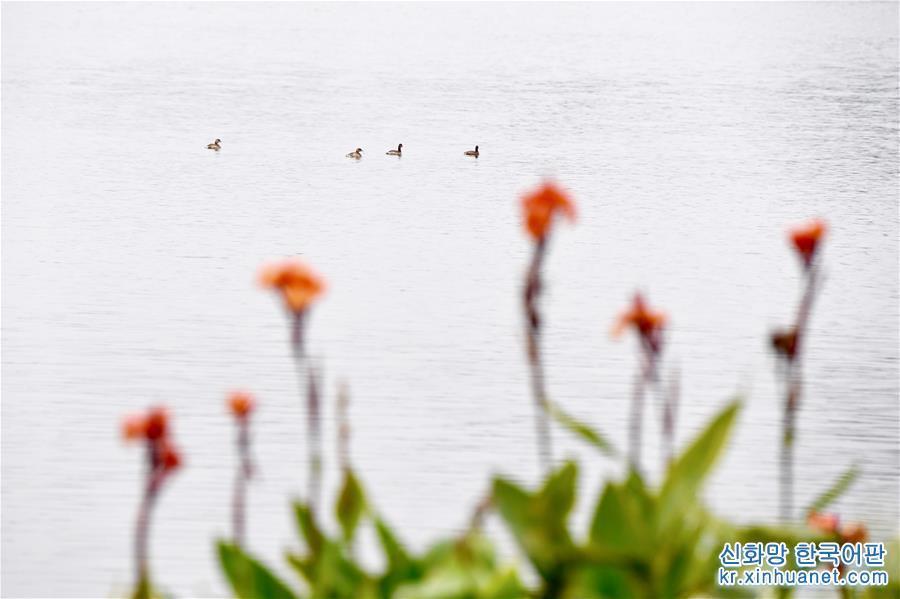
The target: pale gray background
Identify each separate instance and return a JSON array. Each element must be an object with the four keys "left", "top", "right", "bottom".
[{"left": 2, "top": 2, "right": 898, "bottom": 597}]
